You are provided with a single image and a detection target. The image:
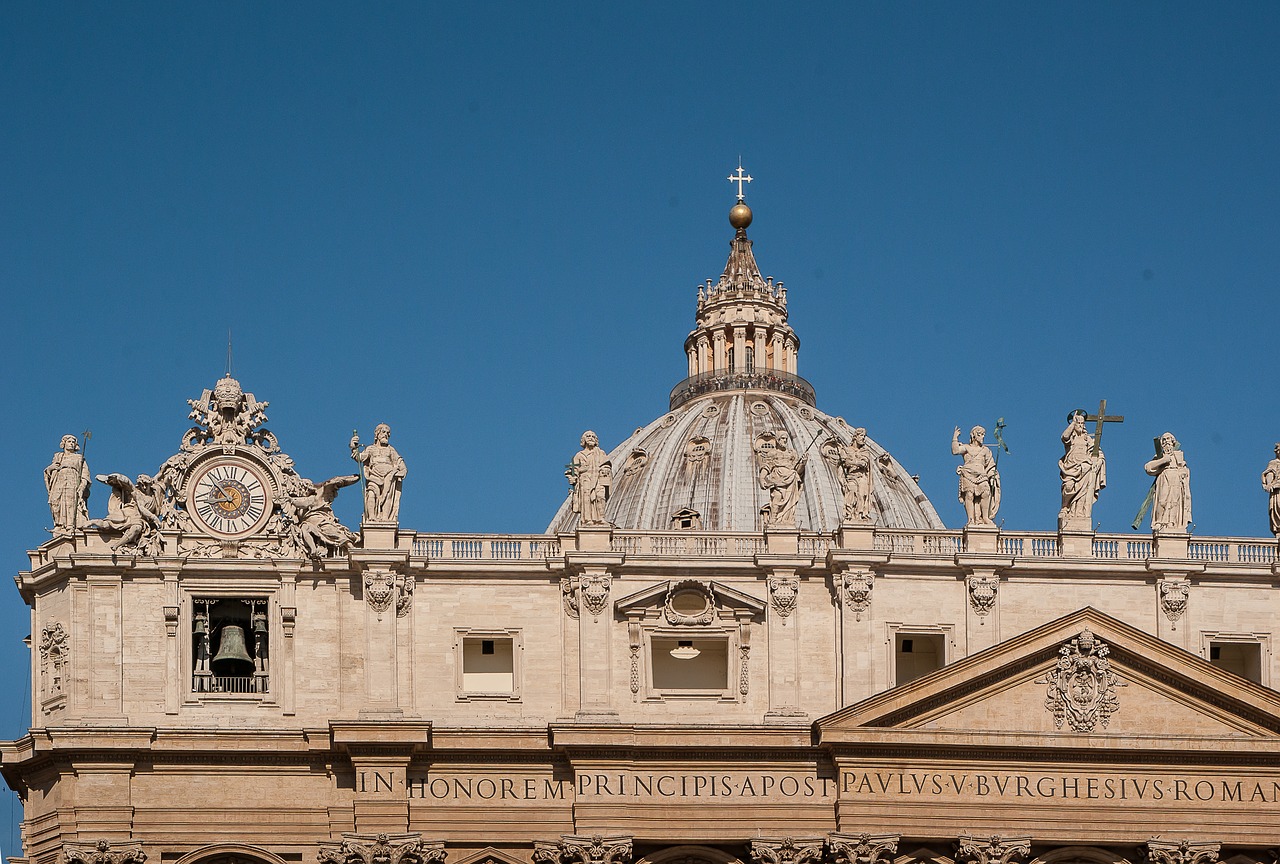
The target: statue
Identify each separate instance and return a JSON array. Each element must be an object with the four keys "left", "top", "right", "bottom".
[
  {"left": 1262, "top": 443, "right": 1280, "bottom": 536},
  {"left": 952, "top": 425, "right": 1000, "bottom": 526},
  {"left": 835, "top": 427, "right": 874, "bottom": 523},
  {"left": 1144, "top": 432, "right": 1191, "bottom": 532},
  {"left": 568, "top": 430, "right": 612, "bottom": 526},
  {"left": 1058, "top": 410, "right": 1106, "bottom": 529},
  {"left": 350, "top": 424, "right": 408, "bottom": 522},
  {"left": 281, "top": 475, "right": 360, "bottom": 558},
  {"left": 84, "top": 473, "right": 165, "bottom": 554},
  {"left": 755, "top": 430, "right": 806, "bottom": 528},
  {"left": 44, "top": 434, "right": 91, "bottom": 535}
]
